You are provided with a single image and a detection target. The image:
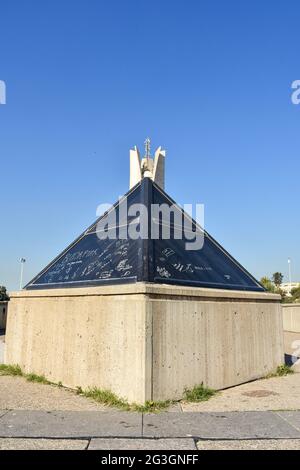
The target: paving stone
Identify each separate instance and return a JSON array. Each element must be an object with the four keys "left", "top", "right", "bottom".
[
  {"left": 0, "top": 438, "right": 88, "bottom": 450},
  {"left": 1, "top": 410, "right": 299, "bottom": 441},
  {"left": 0, "top": 411, "right": 142, "bottom": 438},
  {"left": 143, "top": 412, "right": 300, "bottom": 439},
  {"left": 89, "top": 438, "right": 196, "bottom": 450},
  {"left": 276, "top": 411, "right": 300, "bottom": 431},
  {"left": 197, "top": 439, "right": 300, "bottom": 450}
]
